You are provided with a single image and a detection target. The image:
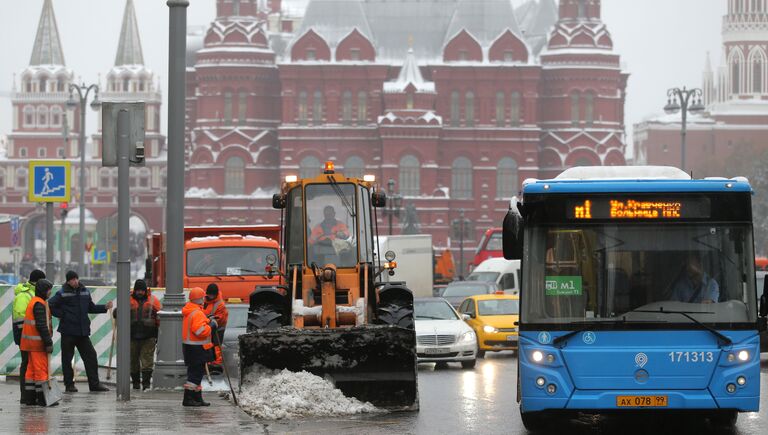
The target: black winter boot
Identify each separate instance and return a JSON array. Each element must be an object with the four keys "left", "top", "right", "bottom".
[
  {"left": 35, "top": 390, "right": 46, "bottom": 407},
  {"left": 182, "top": 389, "right": 201, "bottom": 407},
  {"left": 195, "top": 390, "right": 211, "bottom": 406},
  {"left": 141, "top": 370, "right": 152, "bottom": 391},
  {"left": 22, "top": 388, "right": 37, "bottom": 406},
  {"left": 131, "top": 372, "right": 140, "bottom": 390}
]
